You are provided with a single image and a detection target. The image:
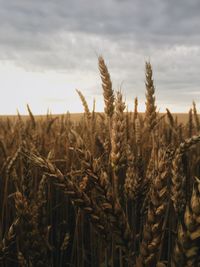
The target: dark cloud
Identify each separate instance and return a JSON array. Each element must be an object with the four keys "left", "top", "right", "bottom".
[{"left": 0, "top": 0, "right": 200, "bottom": 110}]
